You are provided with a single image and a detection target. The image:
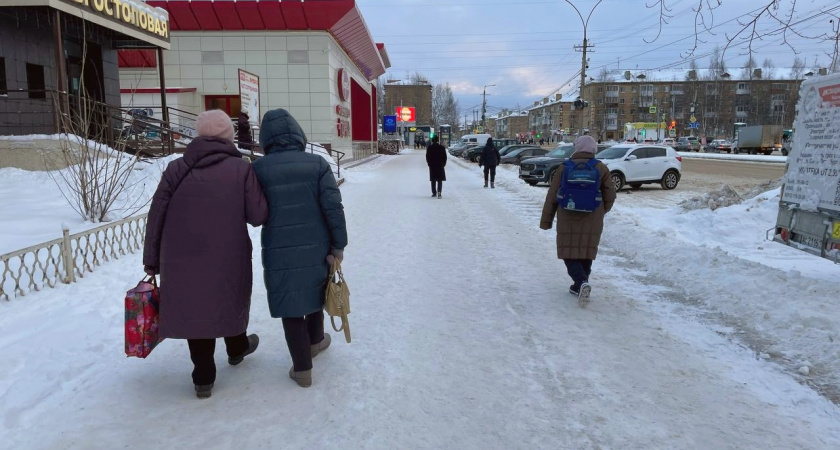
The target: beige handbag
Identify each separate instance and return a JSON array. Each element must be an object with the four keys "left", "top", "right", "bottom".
[{"left": 325, "top": 259, "right": 351, "bottom": 343}]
